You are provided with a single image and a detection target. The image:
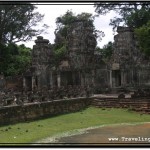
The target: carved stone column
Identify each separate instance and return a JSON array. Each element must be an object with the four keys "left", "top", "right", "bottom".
[
  {"left": 32, "top": 76, "right": 35, "bottom": 90},
  {"left": 110, "top": 70, "right": 112, "bottom": 88},
  {"left": 50, "top": 71, "right": 53, "bottom": 88},
  {"left": 57, "top": 72, "right": 61, "bottom": 88},
  {"left": 23, "top": 77, "right": 26, "bottom": 89},
  {"left": 80, "top": 71, "right": 84, "bottom": 86},
  {"left": 121, "top": 70, "right": 124, "bottom": 87}
]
